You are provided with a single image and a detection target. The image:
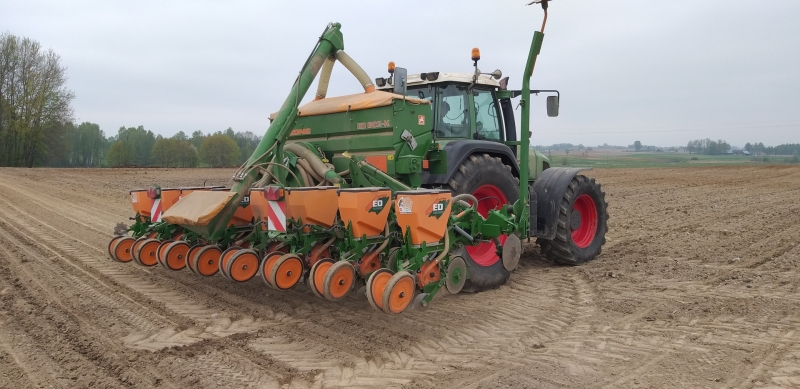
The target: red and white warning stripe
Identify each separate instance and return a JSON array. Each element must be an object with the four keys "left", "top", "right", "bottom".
[
  {"left": 266, "top": 200, "right": 287, "bottom": 232},
  {"left": 150, "top": 199, "right": 162, "bottom": 222}
]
